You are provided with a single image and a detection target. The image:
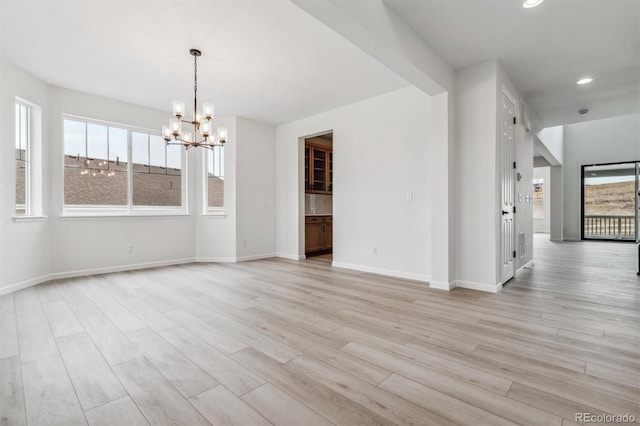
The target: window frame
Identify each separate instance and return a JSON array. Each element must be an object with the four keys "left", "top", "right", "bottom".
[
  {"left": 15, "top": 100, "right": 31, "bottom": 216},
  {"left": 203, "top": 145, "right": 225, "bottom": 215},
  {"left": 62, "top": 114, "right": 187, "bottom": 216}
]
